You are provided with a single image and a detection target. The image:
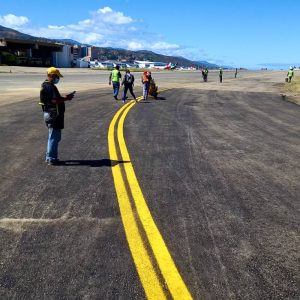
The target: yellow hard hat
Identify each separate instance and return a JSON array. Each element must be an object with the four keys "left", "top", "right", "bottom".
[{"left": 47, "top": 67, "right": 63, "bottom": 77}]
